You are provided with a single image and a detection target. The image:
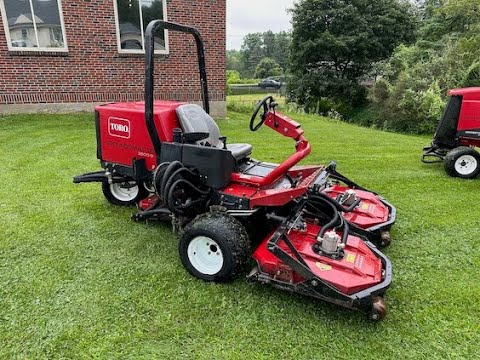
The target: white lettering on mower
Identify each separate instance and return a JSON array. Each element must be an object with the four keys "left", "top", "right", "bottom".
[{"left": 108, "top": 117, "right": 131, "bottom": 139}]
